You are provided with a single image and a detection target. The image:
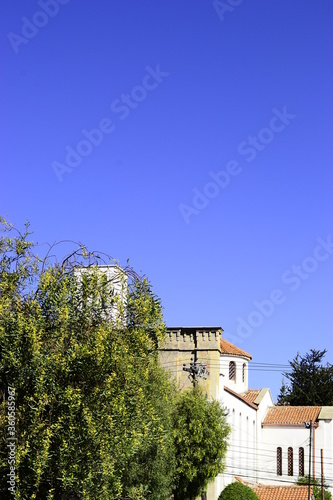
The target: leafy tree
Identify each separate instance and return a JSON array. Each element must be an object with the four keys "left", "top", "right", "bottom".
[
  {"left": 173, "top": 386, "right": 231, "bottom": 500},
  {"left": 218, "top": 481, "right": 259, "bottom": 500},
  {"left": 0, "top": 219, "right": 232, "bottom": 499},
  {"left": 277, "top": 349, "right": 333, "bottom": 406},
  {"left": 296, "top": 475, "right": 332, "bottom": 500},
  {"left": 0, "top": 218, "right": 177, "bottom": 499}
]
